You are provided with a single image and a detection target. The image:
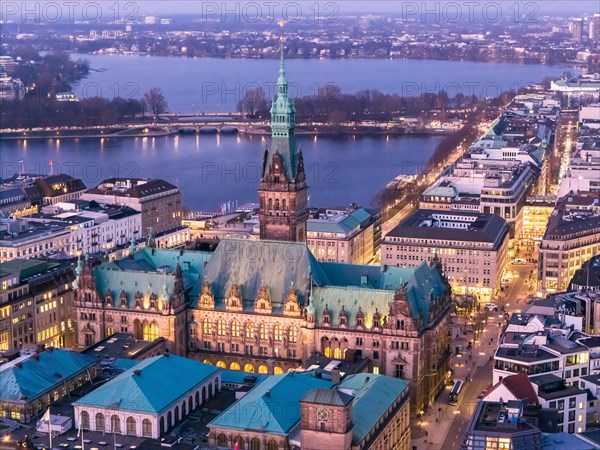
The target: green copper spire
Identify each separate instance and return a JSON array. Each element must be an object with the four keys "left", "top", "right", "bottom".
[{"left": 263, "top": 38, "right": 300, "bottom": 182}]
